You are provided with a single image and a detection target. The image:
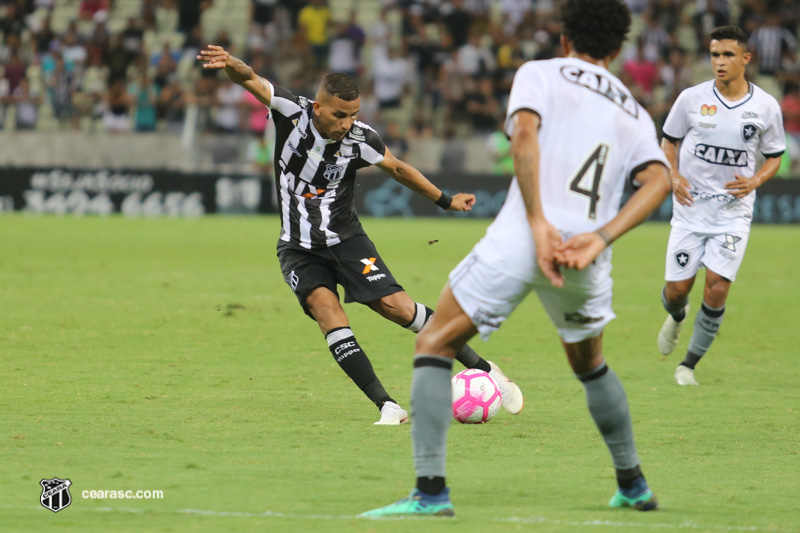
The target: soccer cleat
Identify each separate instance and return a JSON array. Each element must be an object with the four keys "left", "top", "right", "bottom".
[
  {"left": 657, "top": 304, "right": 689, "bottom": 355},
  {"left": 488, "top": 361, "right": 524, "bottom": 415},
  {"left": 609, "top": 488, "right": 659, "bottom": 511},
  {"left": 374, "top": 401, "right": 408, "bottom": 425},
  {"left": 359, "top": 488, "right": 454, "bottom": 518},
  {"left": 674, "top": 364, "right": 699, "bottom": 386}
]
